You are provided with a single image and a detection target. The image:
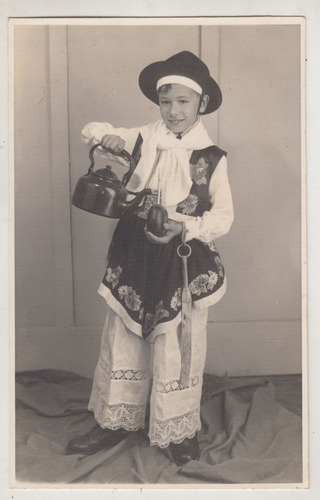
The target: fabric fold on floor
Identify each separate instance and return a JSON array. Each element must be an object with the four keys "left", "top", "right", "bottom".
[{"left": 15, "top": 369, "right": 302, "bottom": 485}]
